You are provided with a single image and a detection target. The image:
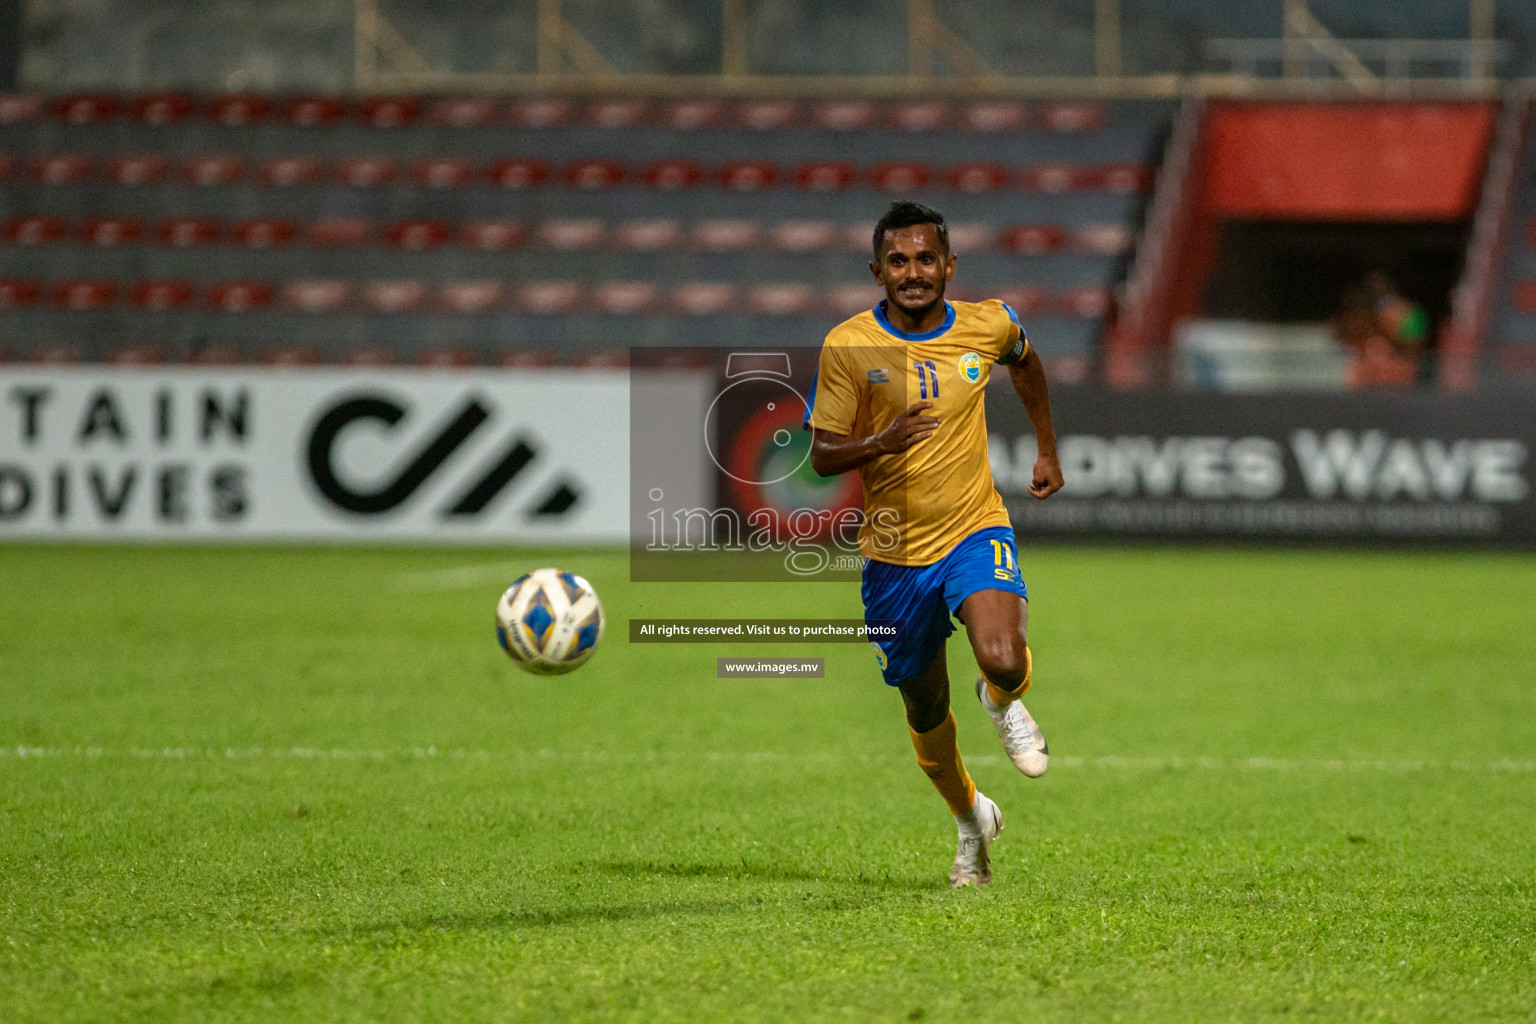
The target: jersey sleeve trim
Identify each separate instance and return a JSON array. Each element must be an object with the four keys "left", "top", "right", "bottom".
[{"left": 994, "top": 302, "right": 1031, "bottom": 365}]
